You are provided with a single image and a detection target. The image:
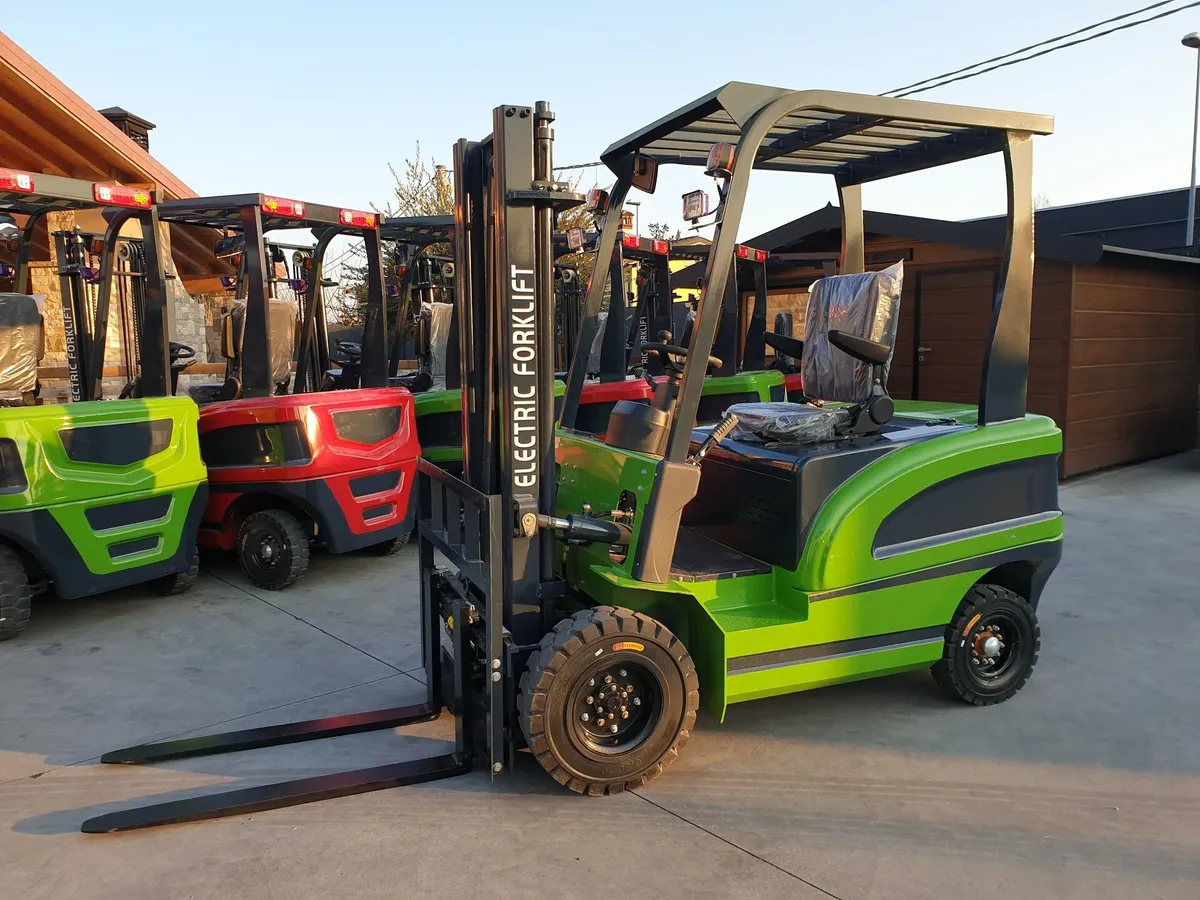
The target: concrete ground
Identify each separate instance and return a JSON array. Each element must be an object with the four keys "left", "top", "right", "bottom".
[{"left": 1, "top": 452, "right": 1198, "bottom": 900}]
